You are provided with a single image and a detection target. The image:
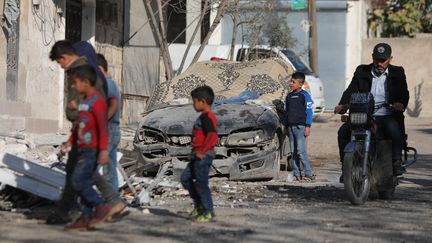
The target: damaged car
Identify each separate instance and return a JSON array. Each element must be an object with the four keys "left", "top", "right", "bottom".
[{"left": 133, "top": 58, "right": 293, "bottom": 180}]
